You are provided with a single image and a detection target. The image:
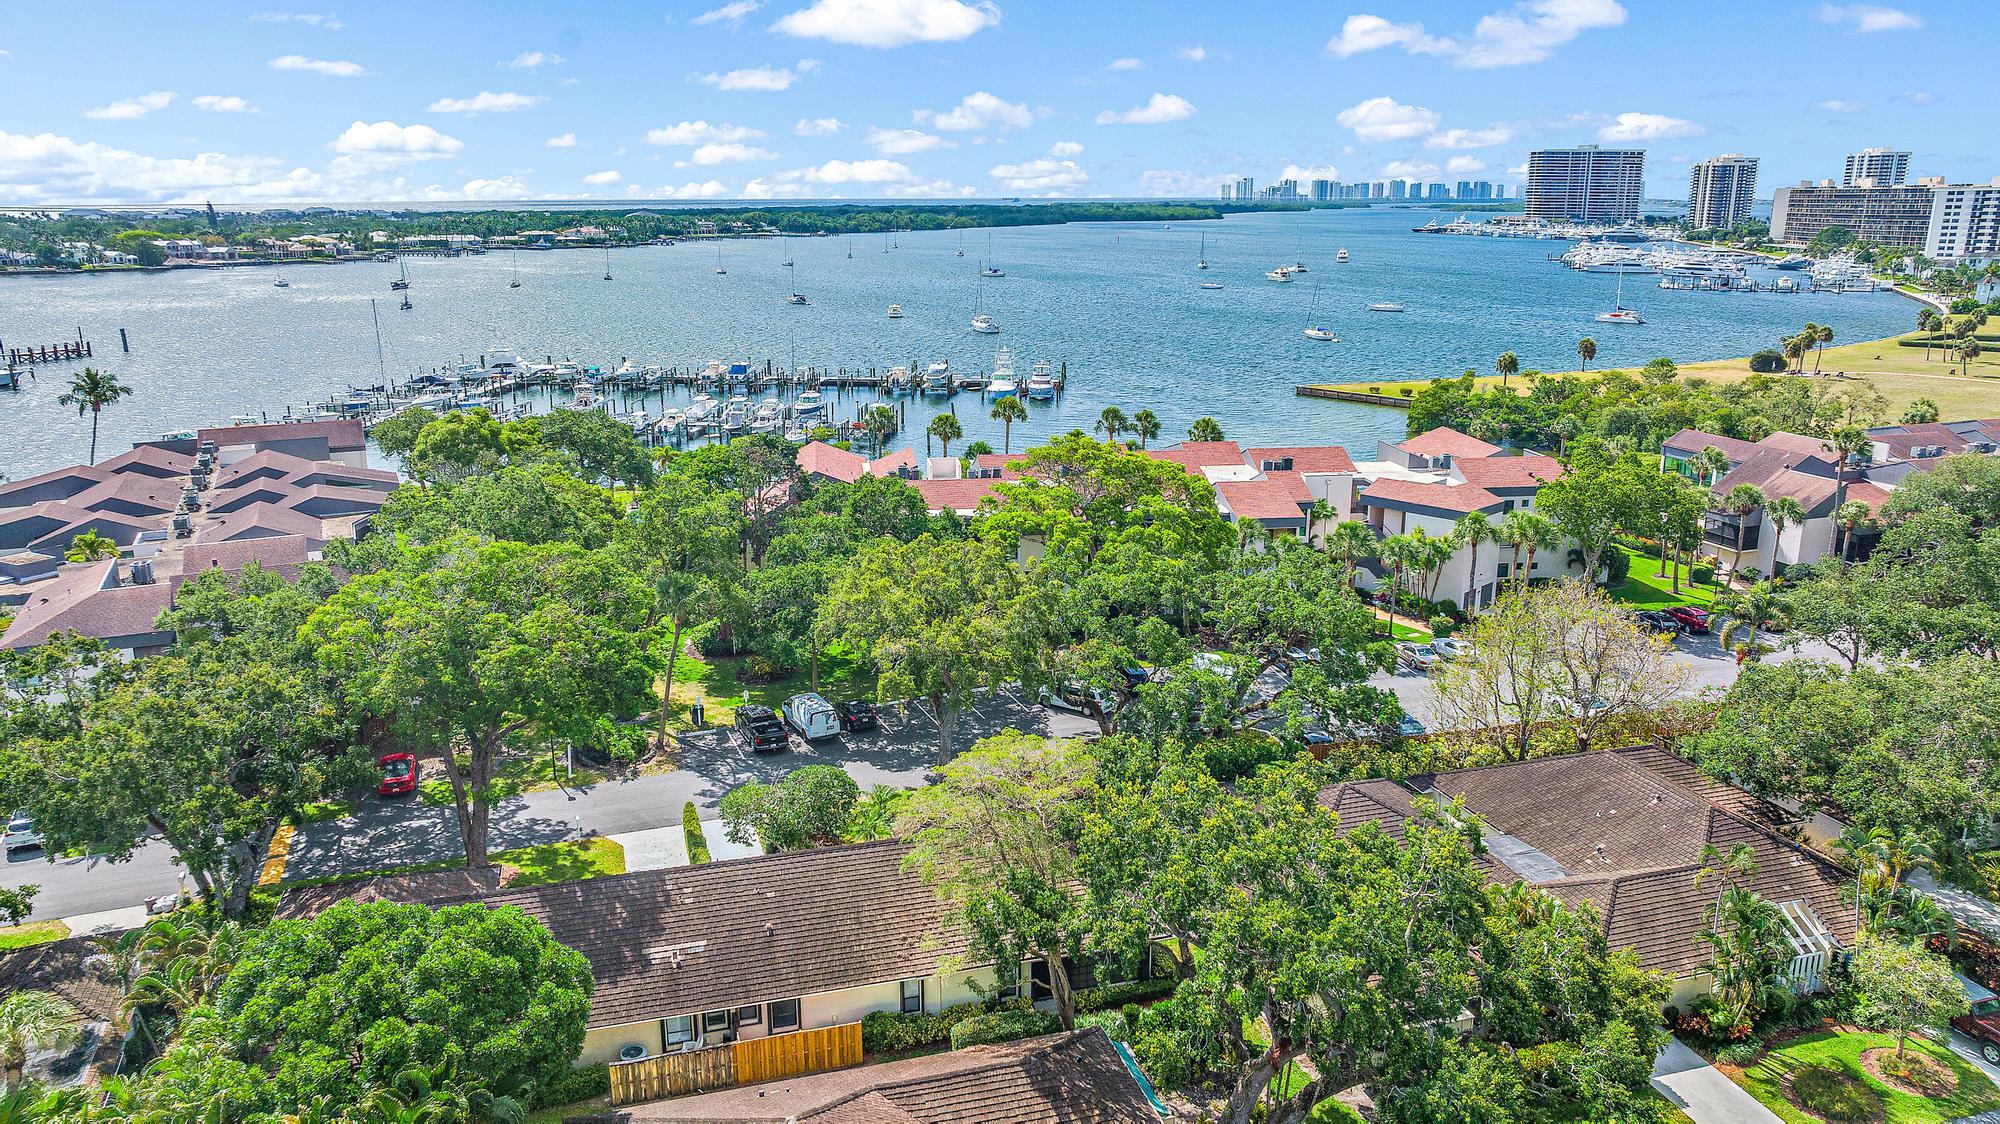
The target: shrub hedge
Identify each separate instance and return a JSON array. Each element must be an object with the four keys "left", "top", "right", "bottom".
[
  {"left": 683, "top": 804, "right": 711, "bottom": 864},
  {"left": 532, "top": 1063, "right": 609, "bottom": 1110},
  {"left": 950, "top": 1009, "right": 1064, "bottom": 1049},
  {"left": 860, "top": 1001, "right": 990, "bottom": 1054},
  {"left": 1076, "top": 977, "right": 1174, "bottom": 1012}
]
